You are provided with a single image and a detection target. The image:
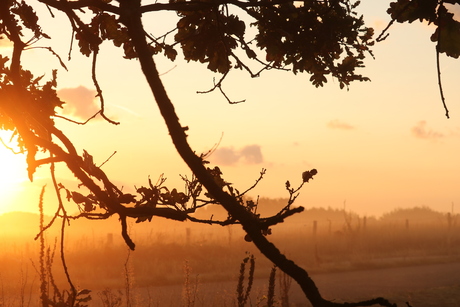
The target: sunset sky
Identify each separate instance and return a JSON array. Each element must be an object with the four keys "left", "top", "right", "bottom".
[{"left": 0, "top": 1, "right": 459, "bottom": 218}]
